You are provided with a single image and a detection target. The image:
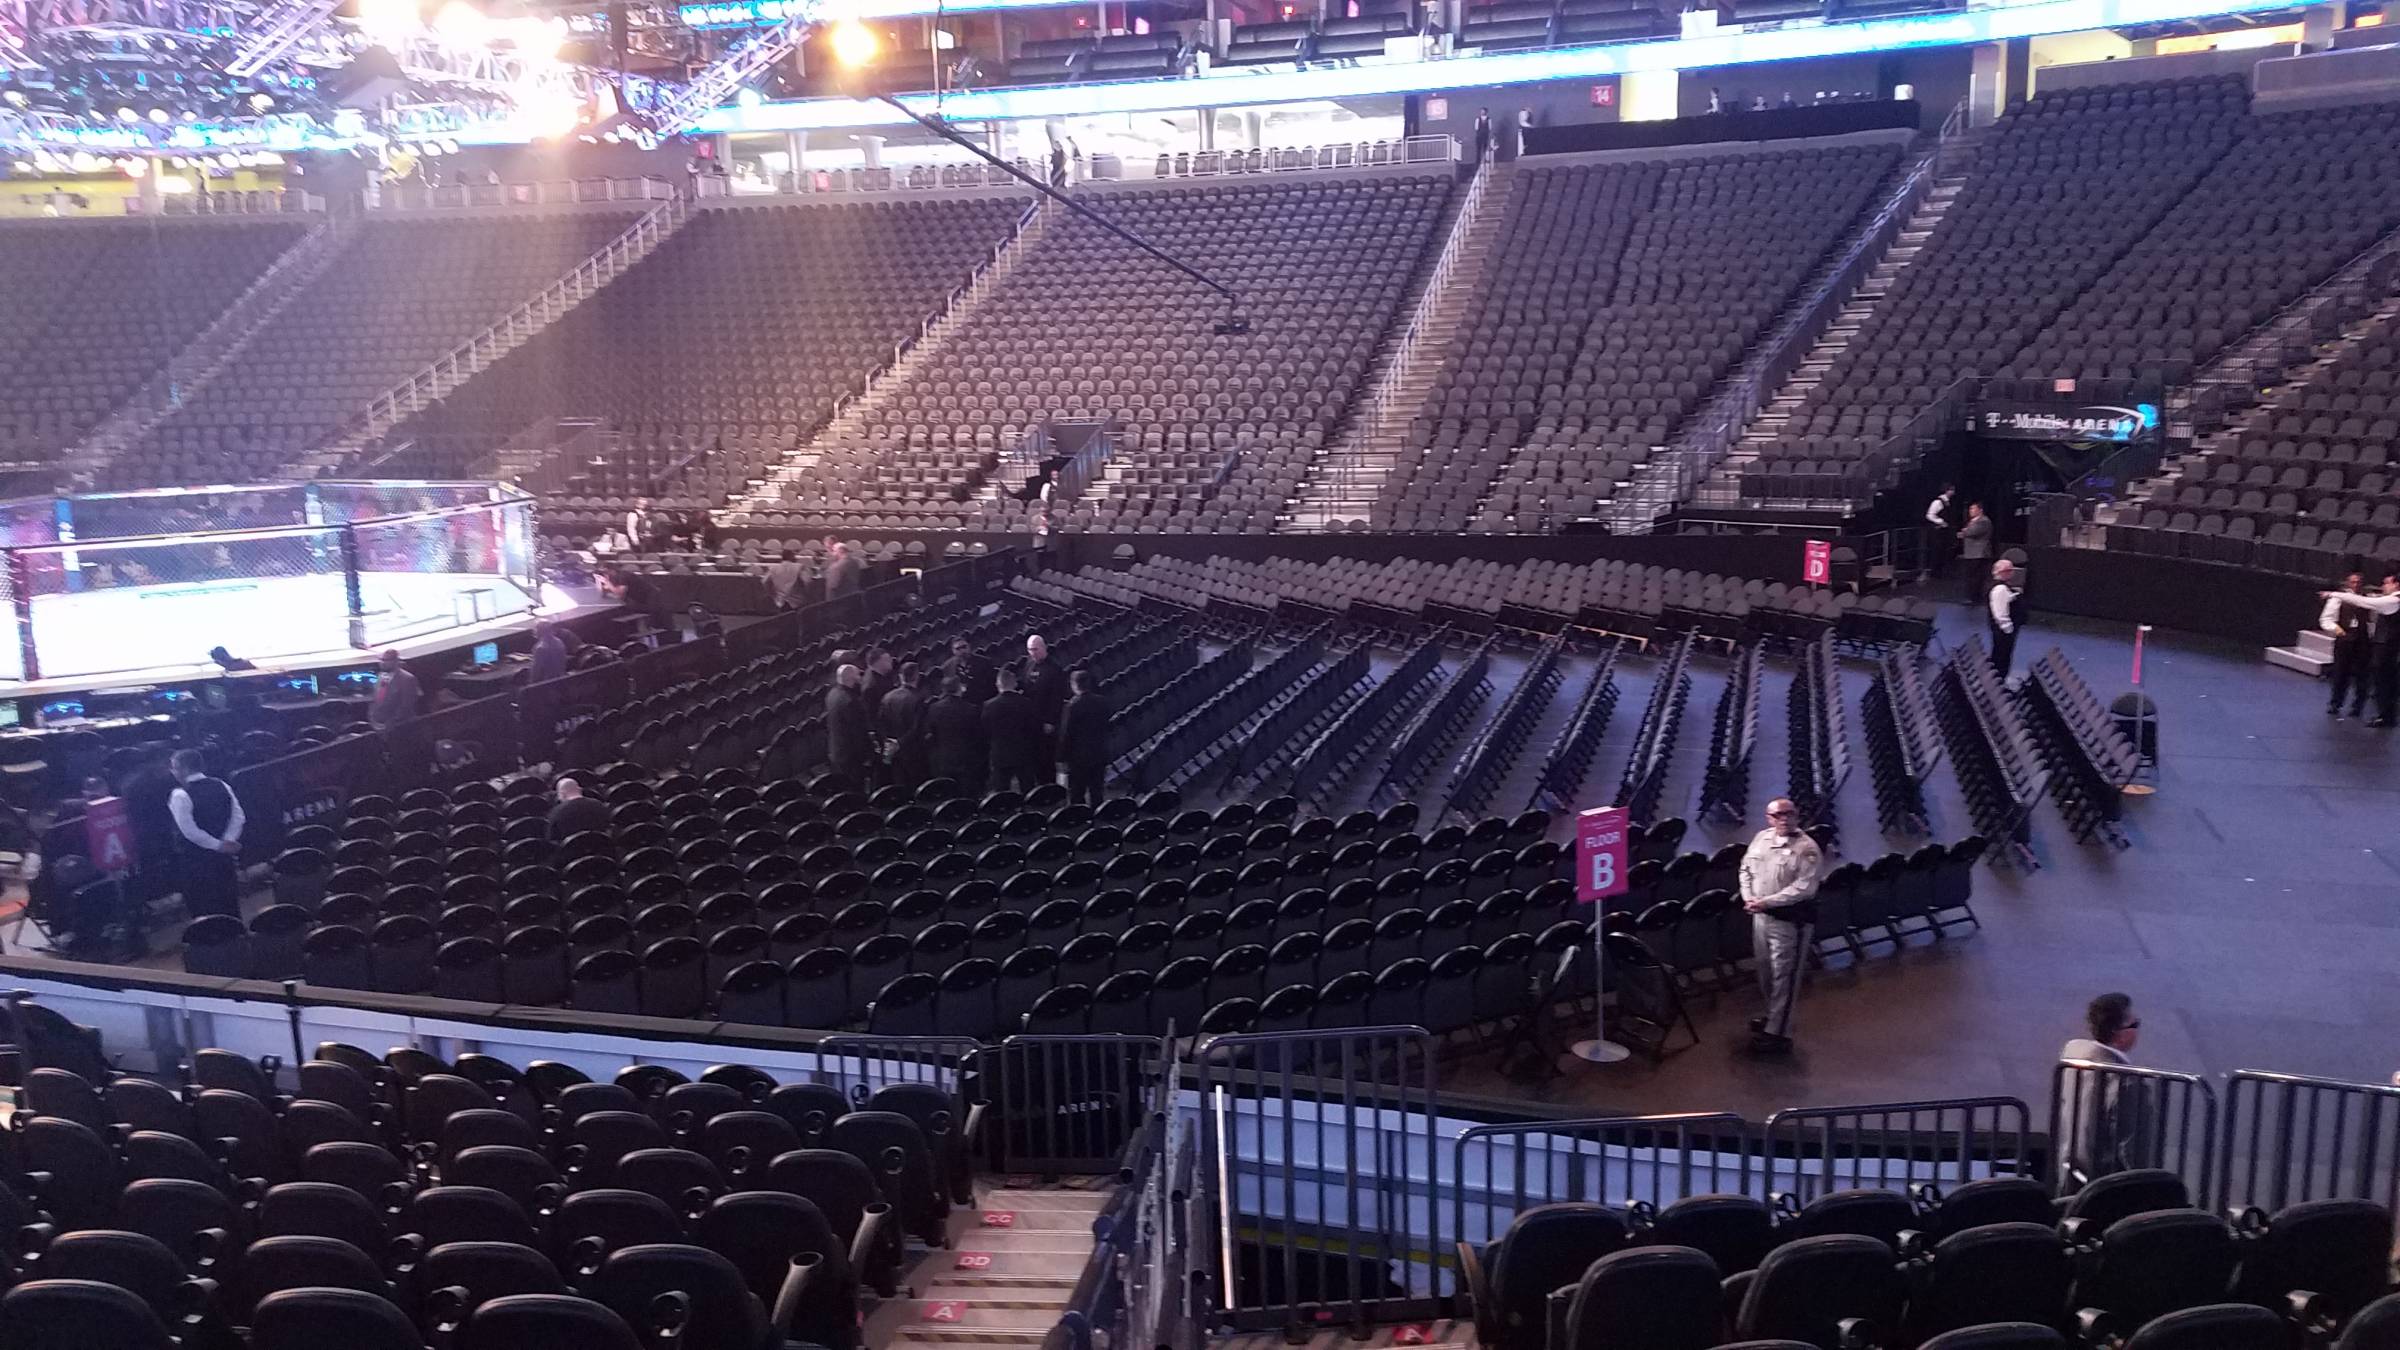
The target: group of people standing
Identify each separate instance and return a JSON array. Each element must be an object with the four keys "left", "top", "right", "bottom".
[
  {"left": 1926, "top": 486, "right": 2023, "bottom": 678},
  {"left": 822, "top": 634, "right": 1114, "bottom": 804},
  {"left": 2320, "top": 572, "right": 2400, "bottom": 725}
]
